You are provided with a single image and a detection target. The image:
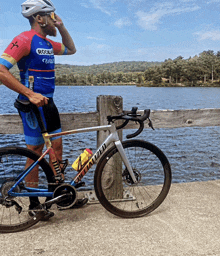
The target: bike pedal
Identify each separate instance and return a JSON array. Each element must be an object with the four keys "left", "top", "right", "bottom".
[{"left": 75, "top": 182, "right": 85, "bottom": 188}]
